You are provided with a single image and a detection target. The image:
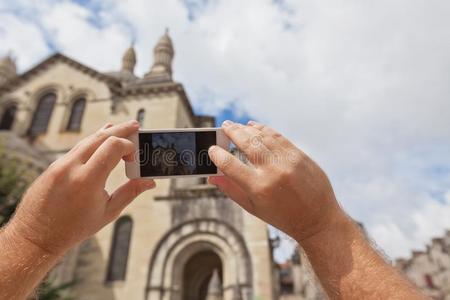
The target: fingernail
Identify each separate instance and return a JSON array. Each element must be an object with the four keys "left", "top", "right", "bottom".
[
  {"left": 248, "top": 120, "right": 256, "bottom": 126},
  {"left": 208, "top": 145, "right": 217, "bottom": 153},
  {"left": 222, "top": 120, "right": 233, "bottom": 127}
]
